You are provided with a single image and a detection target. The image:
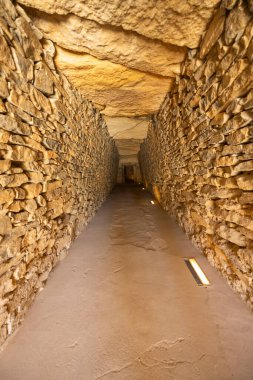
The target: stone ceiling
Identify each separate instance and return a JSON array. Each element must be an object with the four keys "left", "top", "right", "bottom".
[{"left": 17, "top": 0, "right": 220, "bottom": 162}]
